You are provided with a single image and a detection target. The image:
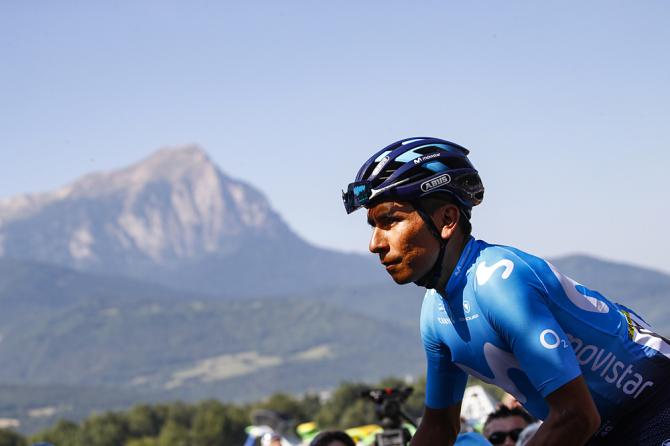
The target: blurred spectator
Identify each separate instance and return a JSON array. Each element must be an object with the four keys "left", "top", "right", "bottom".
[
  {"left": 499, "top": 393, "right": 522, "bottom": 410},
  {"left": 309, "top": 430, "right": 356, "bottom": 446},
  {"left": 483, "top": 406, "right": 534, "bottom": 446},
  {"left": 261, "top": 432, "right": 282, "bottom": 446}
]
